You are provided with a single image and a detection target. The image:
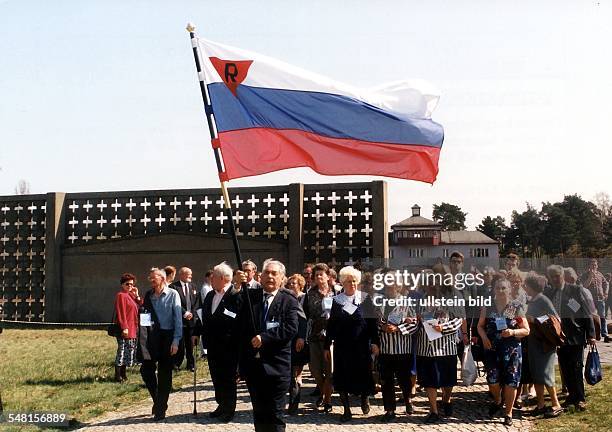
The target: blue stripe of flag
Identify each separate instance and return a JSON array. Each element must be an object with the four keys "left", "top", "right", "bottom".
[{"left": 208, "top": 83, "right": 444, "bottom": 148}]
